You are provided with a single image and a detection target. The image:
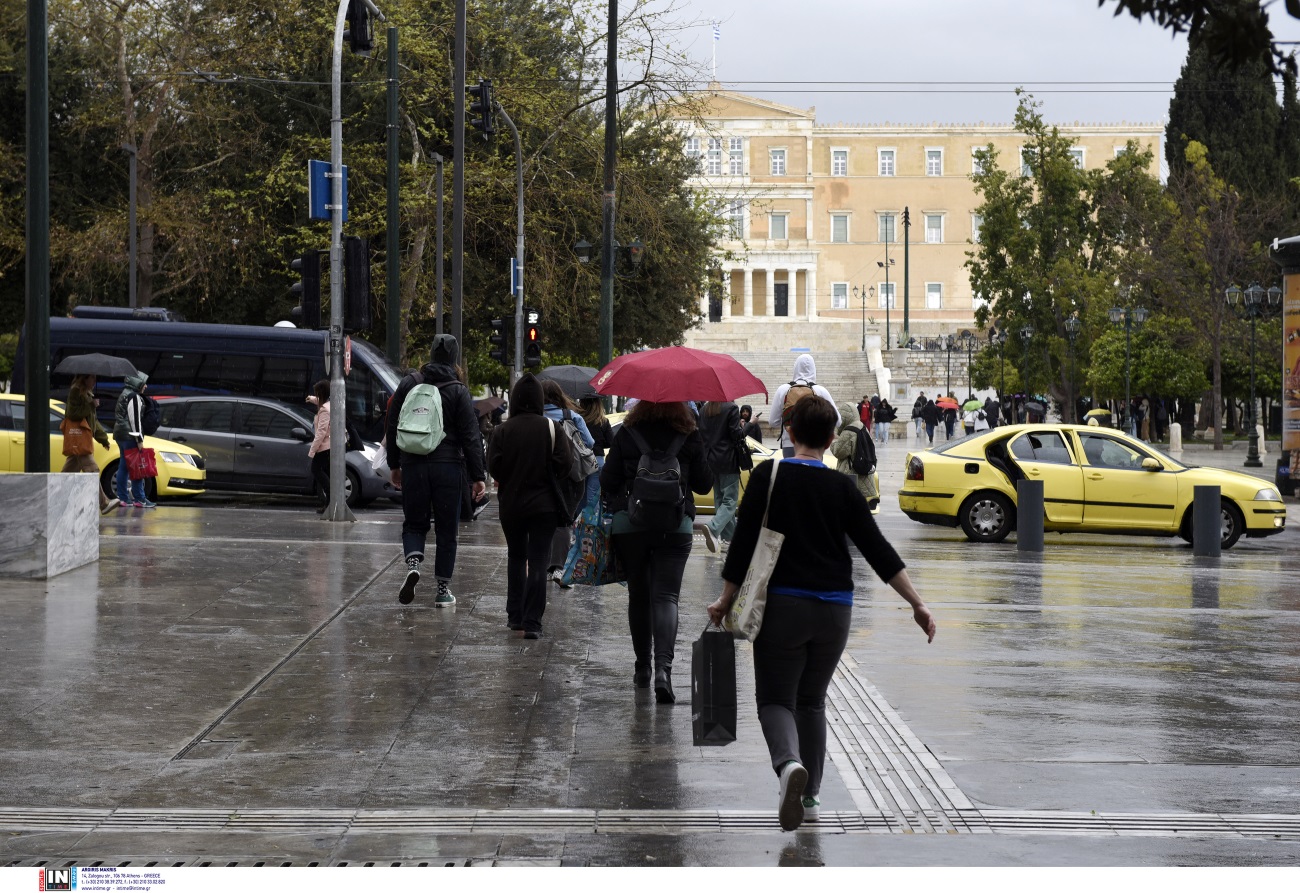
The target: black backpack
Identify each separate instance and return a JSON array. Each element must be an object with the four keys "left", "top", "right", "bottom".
[
  {"left": 850, "top": 425, "right": 876, "bottom": 475},
  {"left": 548, "top": 419, "right": 587, "bottom": 525},
  {"left": 625, "top": 427, "right": 688, "bottom": 531},
  {"left": 140, "top": 394, "right": 162, "bottom": 436}
]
